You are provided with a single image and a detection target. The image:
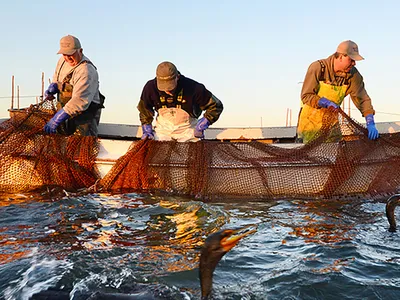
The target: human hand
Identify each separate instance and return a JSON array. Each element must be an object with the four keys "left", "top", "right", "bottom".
[
  {"left": 318, "top": 97, "right": 339, "bottom": 110},
  {"left": 365, "top": 114, "right": 379, "bottom": 140},
  {"left": 141, "top": 124, "right": 154, "bottom": 140},
  {"left": 44, "top": 83, "right": 59, "bottom": 100},
  {"left": 44, "top": 108, "right": 70, "bottom": 134},
  {"left": 194, "top": 117, "right": 210, "bottom": 139}
]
